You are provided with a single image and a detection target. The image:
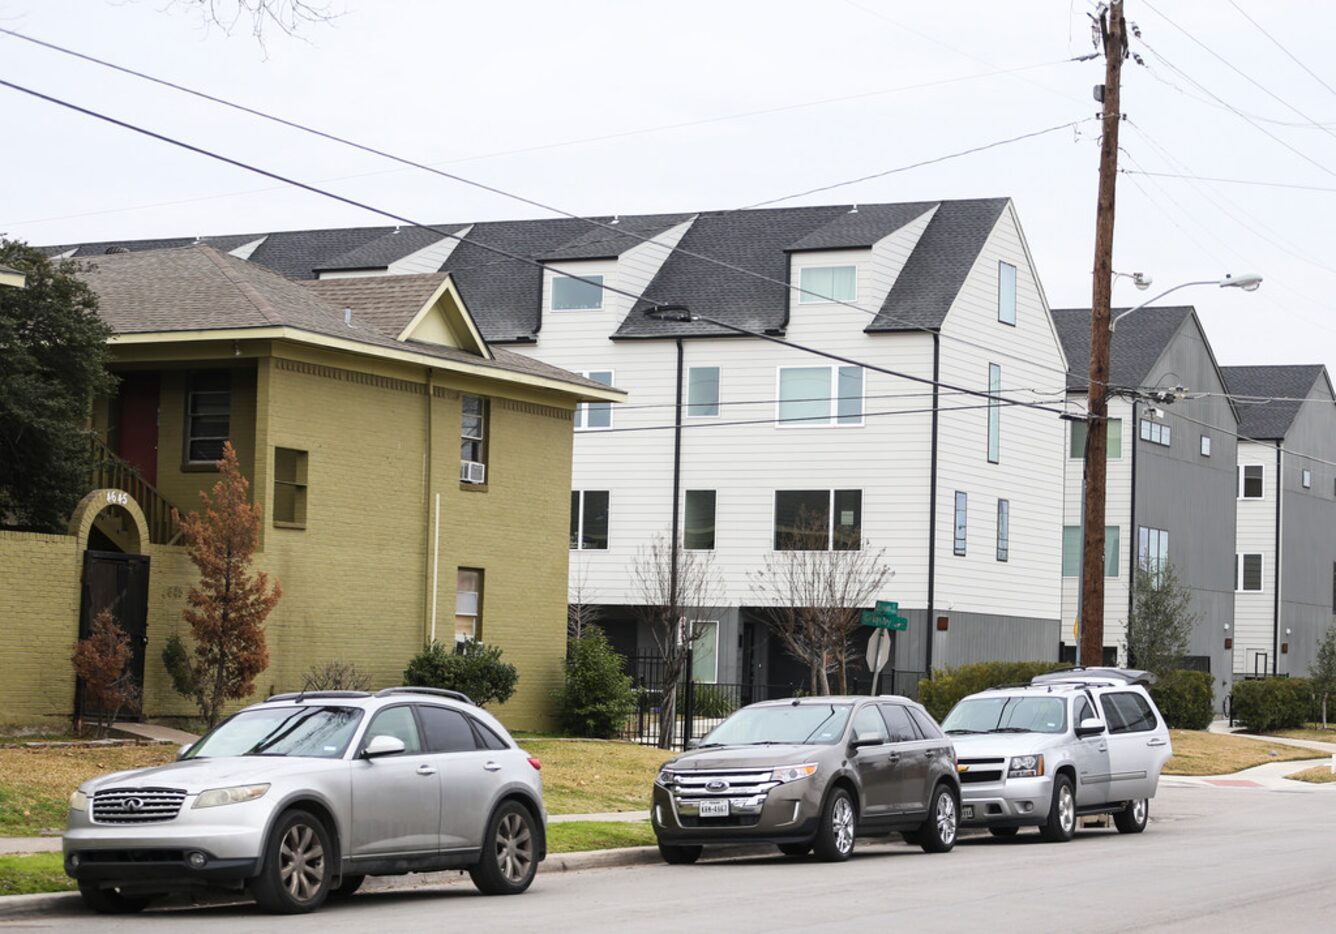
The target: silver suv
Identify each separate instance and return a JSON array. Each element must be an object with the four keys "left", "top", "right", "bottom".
[
  {"left": 64, "top": 688, "right": 547, "bottom": 914},
  {"left": 942, "top": 668, "right": 1173, "bottom": 842}
]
